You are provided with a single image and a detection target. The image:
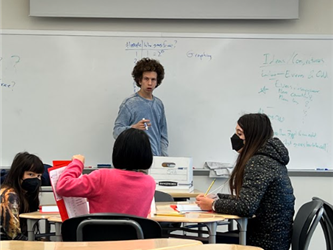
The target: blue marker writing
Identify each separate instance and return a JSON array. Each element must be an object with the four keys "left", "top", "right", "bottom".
[{"left": 316, "top": 168, "right": 329, "bottom": 171}]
